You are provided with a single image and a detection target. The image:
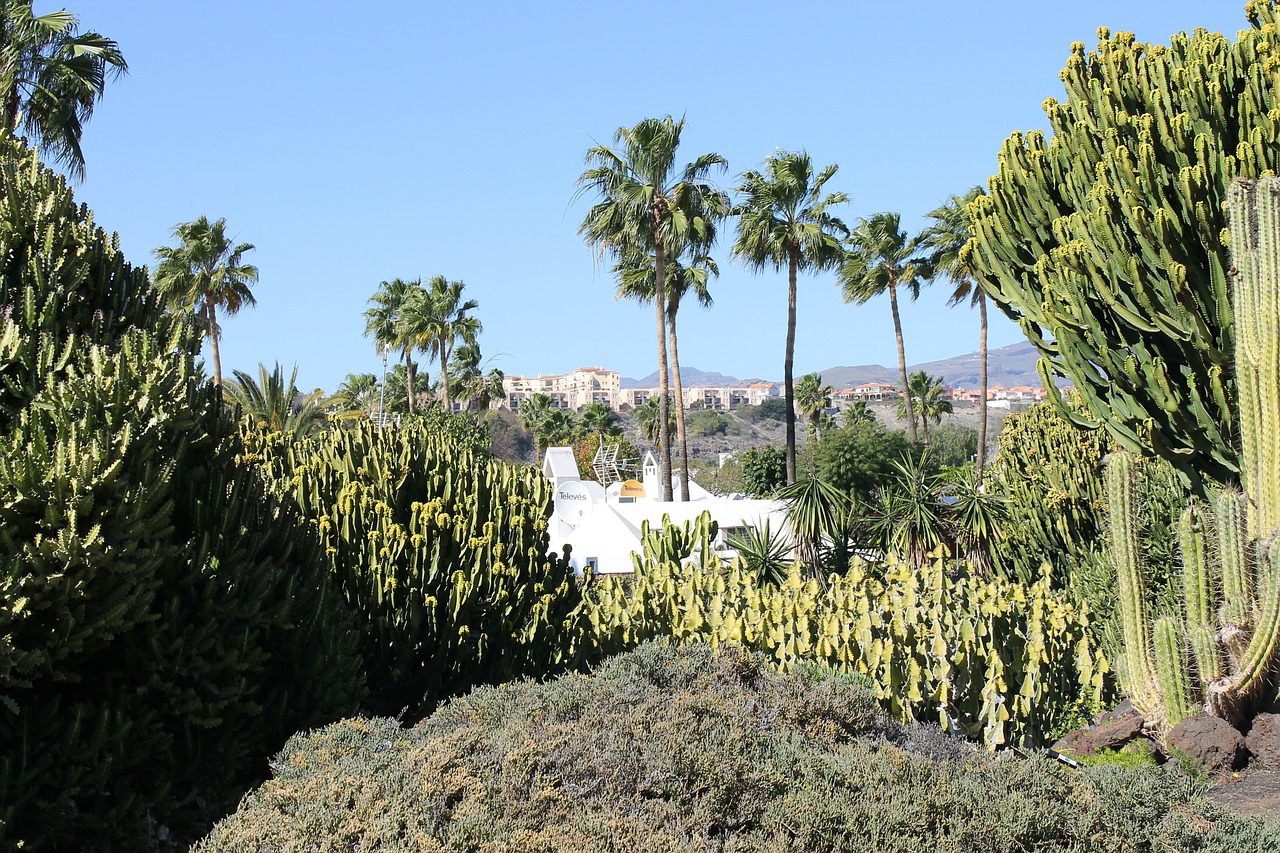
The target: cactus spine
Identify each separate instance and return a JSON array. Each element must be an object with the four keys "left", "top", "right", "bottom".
[{"left": 1109, "top": 176, "right": 1280, "bottom": 724}]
